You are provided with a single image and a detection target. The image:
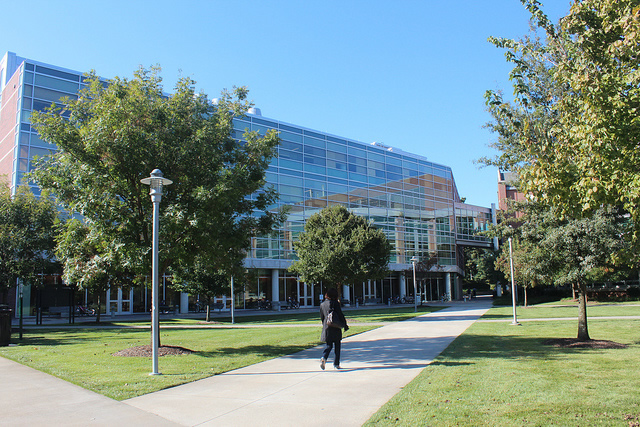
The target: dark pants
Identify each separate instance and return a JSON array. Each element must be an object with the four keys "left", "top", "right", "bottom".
[{"left": 322, "top": 340, "right": 341, "bottom": 366}]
